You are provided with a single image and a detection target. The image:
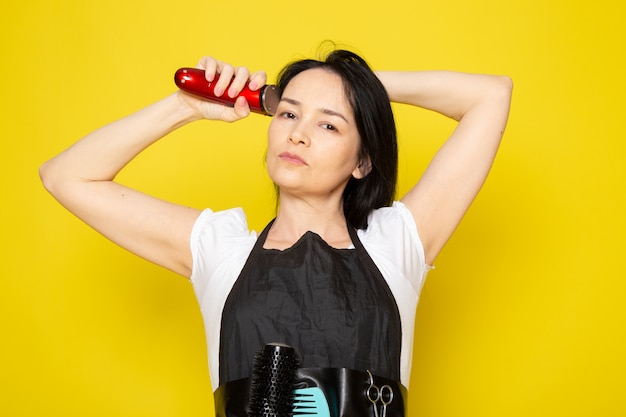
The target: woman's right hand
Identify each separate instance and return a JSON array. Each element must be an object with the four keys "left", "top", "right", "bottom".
[
  {"left": 177, "top": 56, "right": 268, "bottom": 123},
  {"left": 38, "top": 55, "right": 270, "bottom": 279}
]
